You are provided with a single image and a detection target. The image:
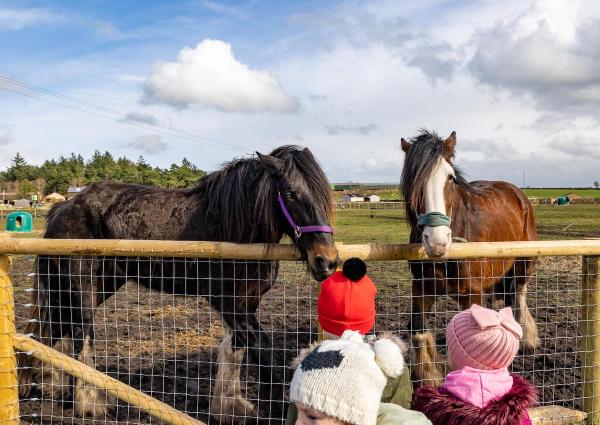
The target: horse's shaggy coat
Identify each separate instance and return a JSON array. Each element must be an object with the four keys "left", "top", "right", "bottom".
[{"left": 19, "top": 145, "right": 337, "bottom": 422}]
